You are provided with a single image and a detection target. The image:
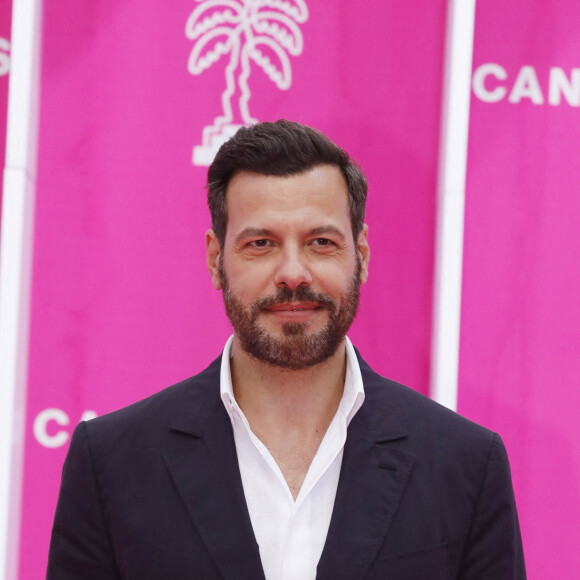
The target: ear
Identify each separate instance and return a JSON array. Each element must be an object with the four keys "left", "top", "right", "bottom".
[
  {"left": 357, "top": 224, "right": 370, "bottom": 285},
  {"left": 206, "top": 229, "right": 222, "bottom": 290}
]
